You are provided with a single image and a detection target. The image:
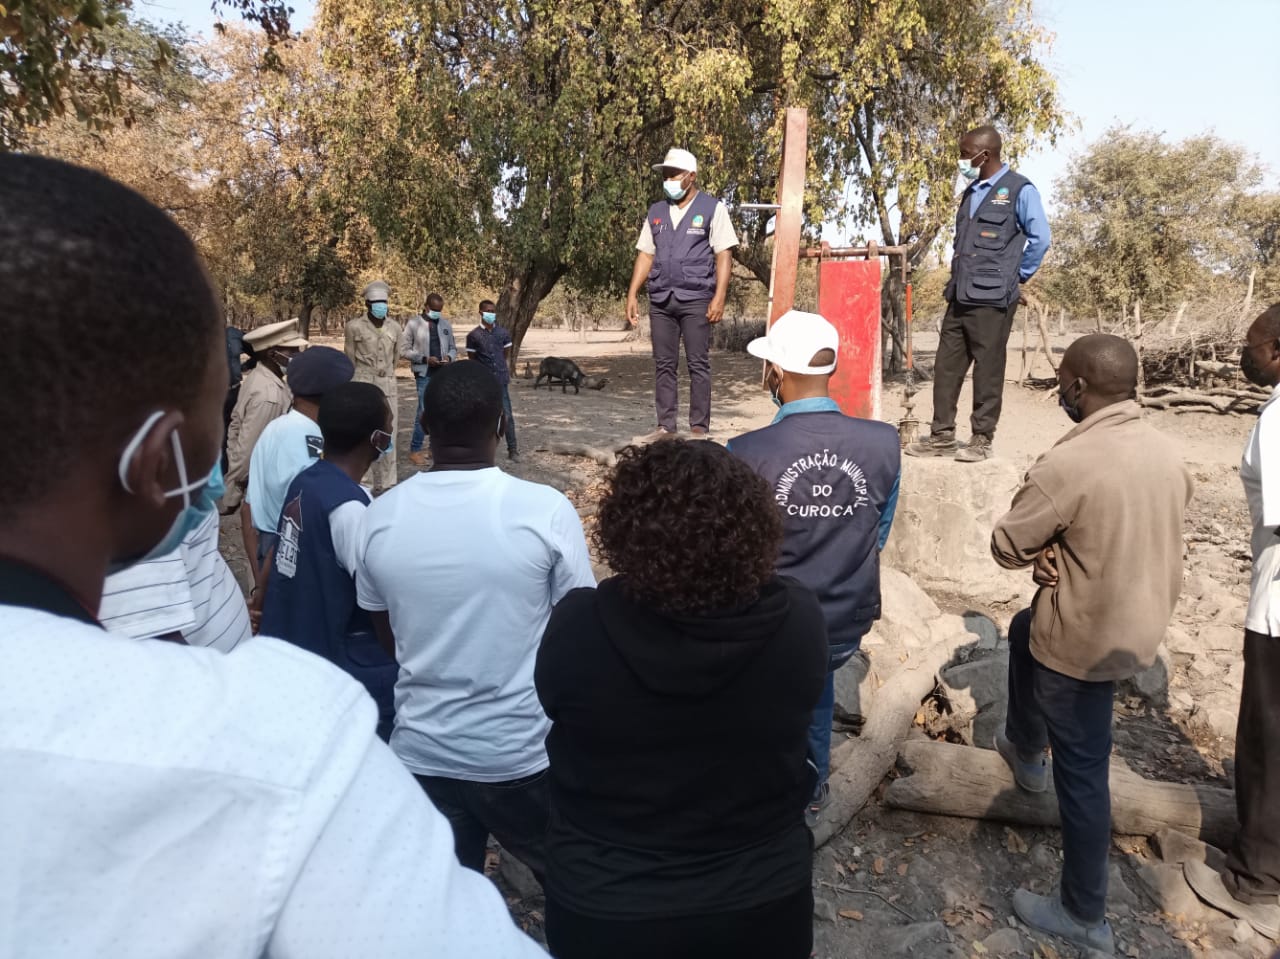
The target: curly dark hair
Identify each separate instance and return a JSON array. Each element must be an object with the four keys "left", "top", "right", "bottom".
[{"left": 595, "top": 440, "right": 783, "bottom": 616}]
